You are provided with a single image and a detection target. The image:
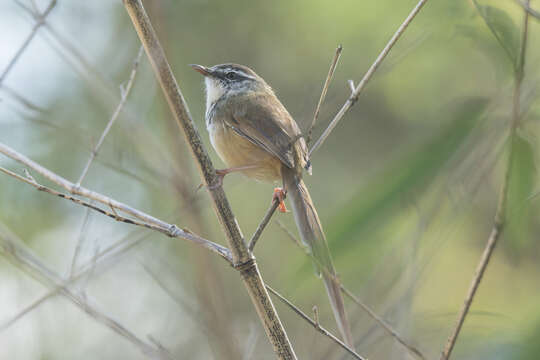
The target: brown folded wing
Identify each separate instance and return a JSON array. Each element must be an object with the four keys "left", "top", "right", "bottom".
[{"left": 226, "top": 92, "right": 306, "bottom": 170}]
